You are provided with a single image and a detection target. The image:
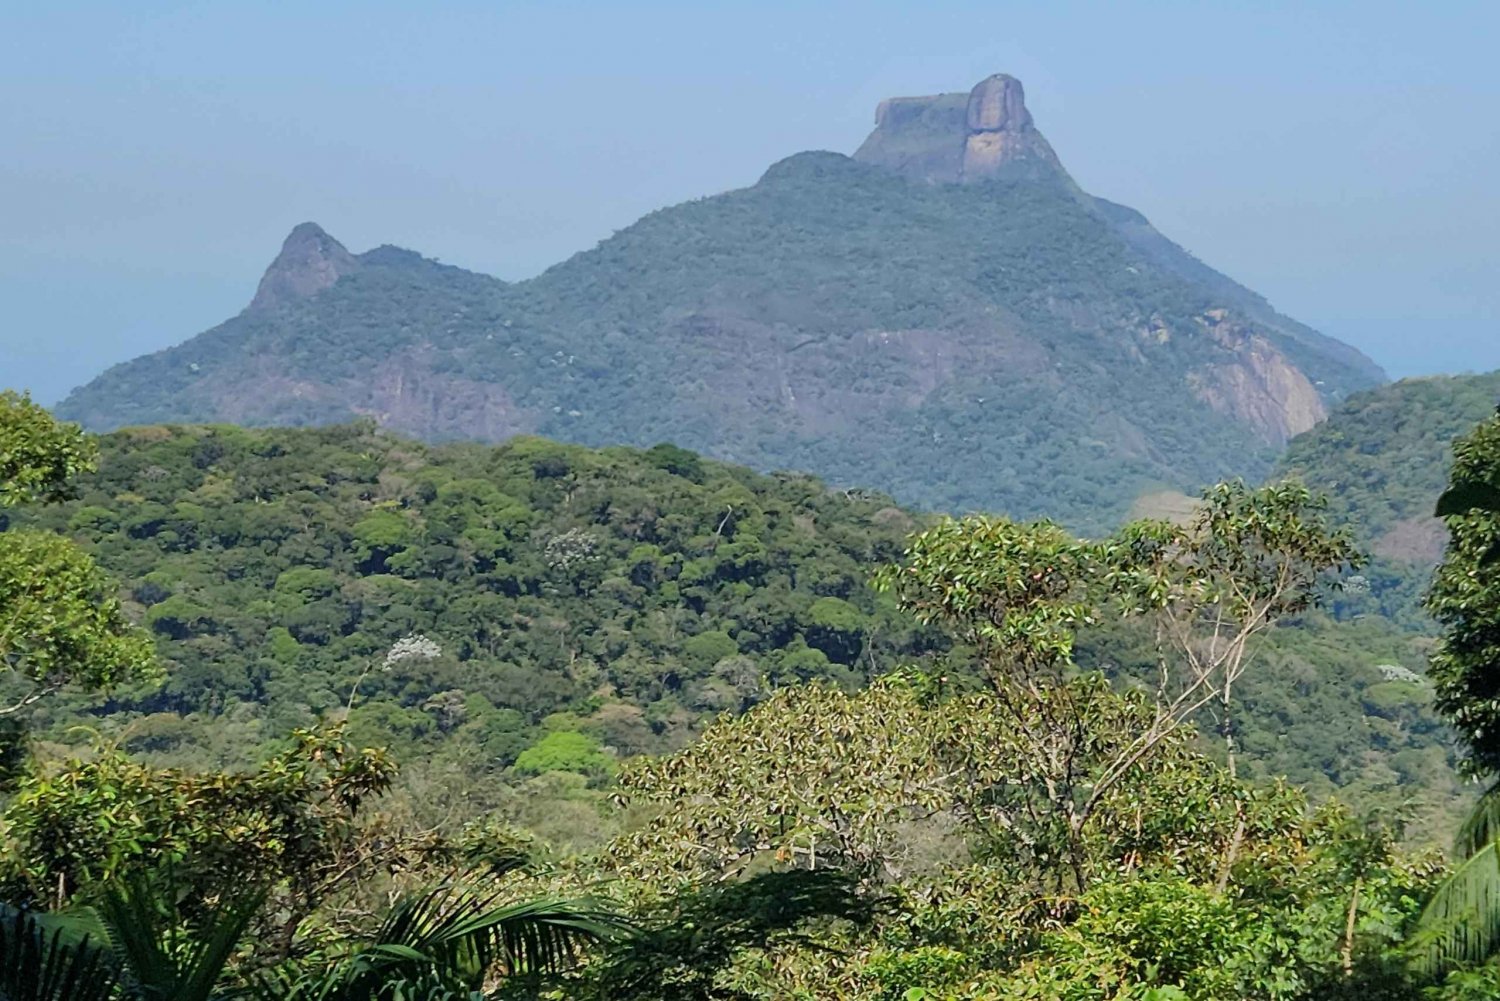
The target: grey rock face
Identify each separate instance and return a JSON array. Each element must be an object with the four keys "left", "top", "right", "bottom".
[{"left": 854, "top": 73, "right": 1063, "bottom": 183}]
